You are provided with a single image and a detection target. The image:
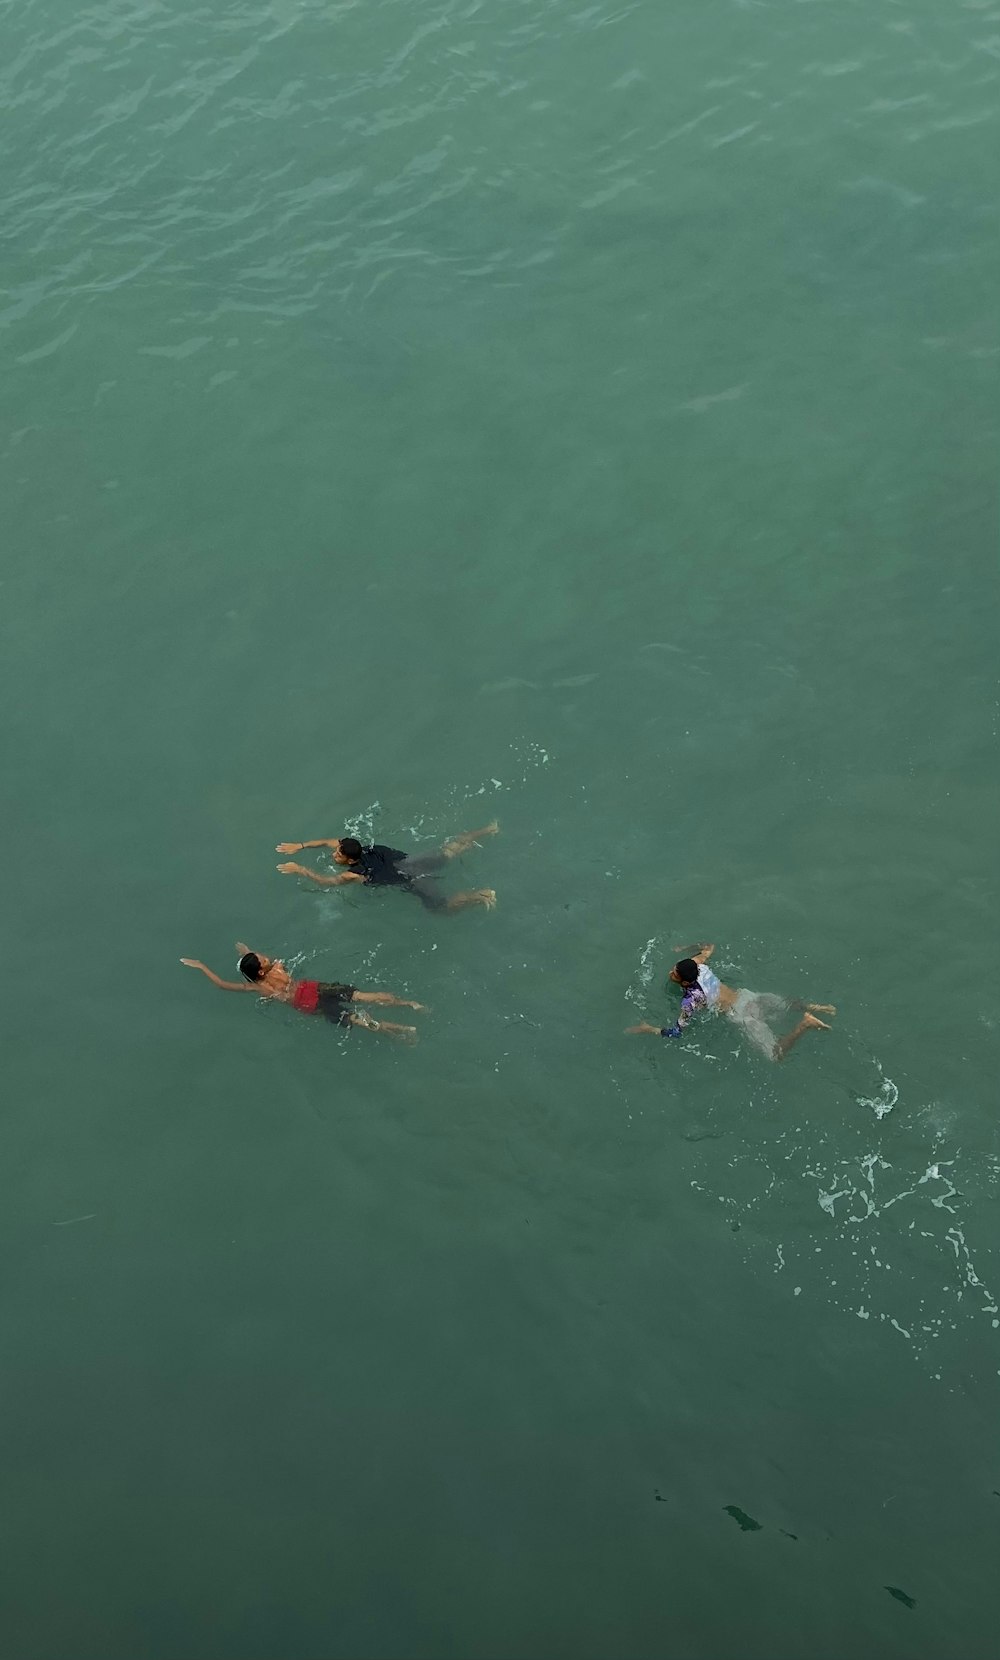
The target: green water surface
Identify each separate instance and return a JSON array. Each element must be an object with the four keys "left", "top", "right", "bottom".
[{"left": 1, "top": 1, "right": 998, "bottom": 1656}]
